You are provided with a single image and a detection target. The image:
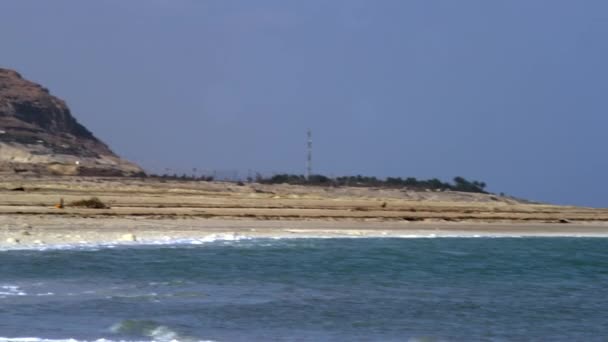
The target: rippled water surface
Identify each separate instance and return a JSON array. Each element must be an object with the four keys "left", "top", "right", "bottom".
[{"left": 1, "top": 237, "right": 608, "bottom": 341}]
